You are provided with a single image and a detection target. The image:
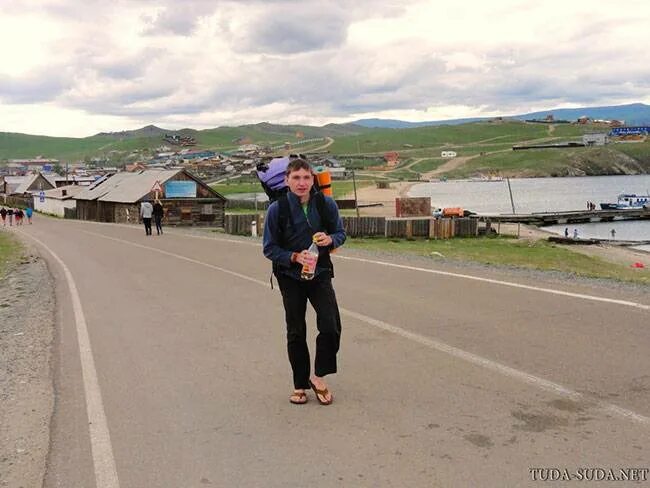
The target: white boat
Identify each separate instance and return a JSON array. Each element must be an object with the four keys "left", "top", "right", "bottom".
[{"left": 600, "top": 193, "right": 650, "bottom": 210}]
